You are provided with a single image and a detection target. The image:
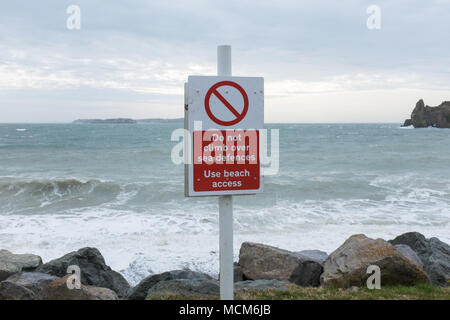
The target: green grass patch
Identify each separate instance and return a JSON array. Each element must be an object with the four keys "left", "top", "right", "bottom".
[{"left": 147, "top": 284, "right": 450, "bottom": 300}]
